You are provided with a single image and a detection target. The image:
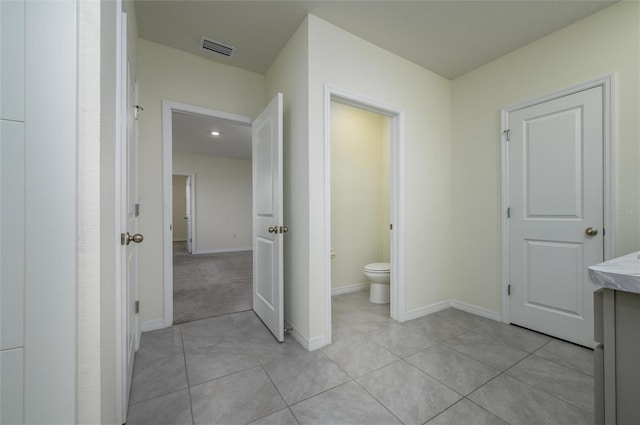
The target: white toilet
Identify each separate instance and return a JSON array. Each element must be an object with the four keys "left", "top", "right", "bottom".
[{"left": 364, "top": 262, "right": 391, "bottom": 304}]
